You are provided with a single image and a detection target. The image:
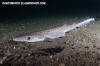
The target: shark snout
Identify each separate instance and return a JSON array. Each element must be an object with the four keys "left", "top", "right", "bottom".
[
  {"left": 13, "top": 38, "right": 25, "bottom": 42},
  {"left": 13, "top": 38, "right": 20, "bottom": 42}
]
